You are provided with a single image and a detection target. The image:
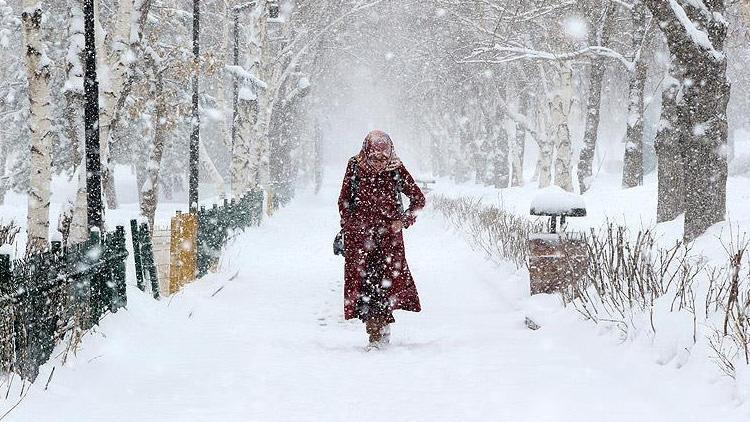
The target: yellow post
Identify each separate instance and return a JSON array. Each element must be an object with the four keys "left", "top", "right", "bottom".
[
  {"left": 266, "top": 190, "right": 274, "bottom": 217},
  {"left": 169, "top": 212, "right": 198, "bottom": 294}
]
